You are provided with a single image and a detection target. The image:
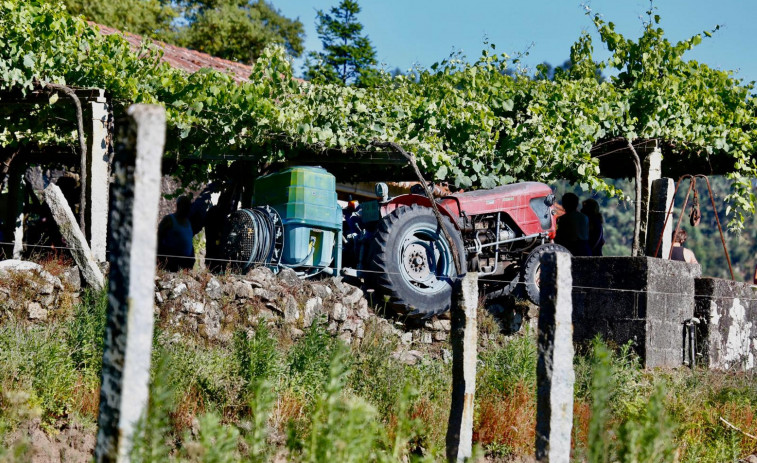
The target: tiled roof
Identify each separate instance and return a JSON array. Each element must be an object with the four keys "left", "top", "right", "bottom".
[{"left": 92, "top": 23, "right": 253, "bottom": 83}]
